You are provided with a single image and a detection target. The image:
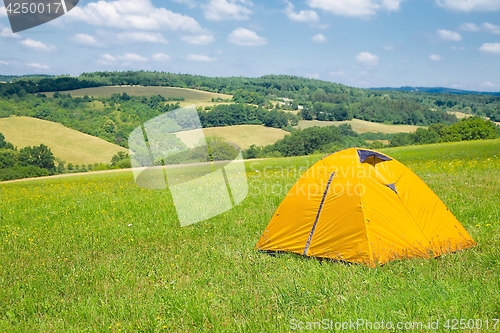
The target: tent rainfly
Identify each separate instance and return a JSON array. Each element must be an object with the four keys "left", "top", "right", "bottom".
[{"left": 255, "top": 148, "right": 476, "bottom": 267}]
